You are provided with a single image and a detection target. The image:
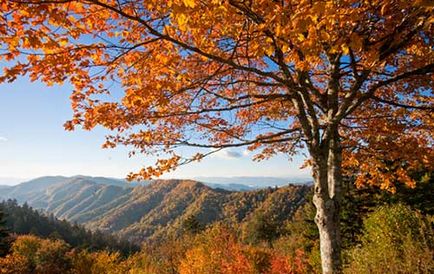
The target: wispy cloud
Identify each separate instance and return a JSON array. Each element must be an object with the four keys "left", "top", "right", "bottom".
[
  {"left": 214, "top": 150, "right": 243, "bottom": 159},
  {"left": 0, "top": 136, "right": 8, "bottom": 142}
]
